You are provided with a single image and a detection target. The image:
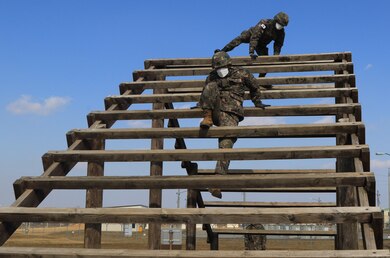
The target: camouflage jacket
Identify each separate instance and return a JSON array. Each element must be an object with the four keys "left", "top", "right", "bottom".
[
  {"left": 248, "top": 19, "right": 285, "bottom": 55},
  {"left": 205, "top": 66, "right": 262, "bottom": 121}
]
